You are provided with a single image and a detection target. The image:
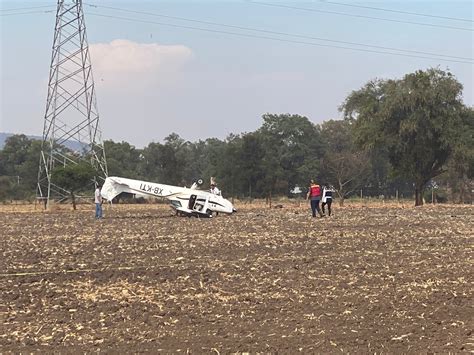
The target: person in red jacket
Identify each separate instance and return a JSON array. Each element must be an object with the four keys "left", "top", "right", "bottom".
[{"left": 306, "top": 180, "right": 324, "bottom": 218}]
